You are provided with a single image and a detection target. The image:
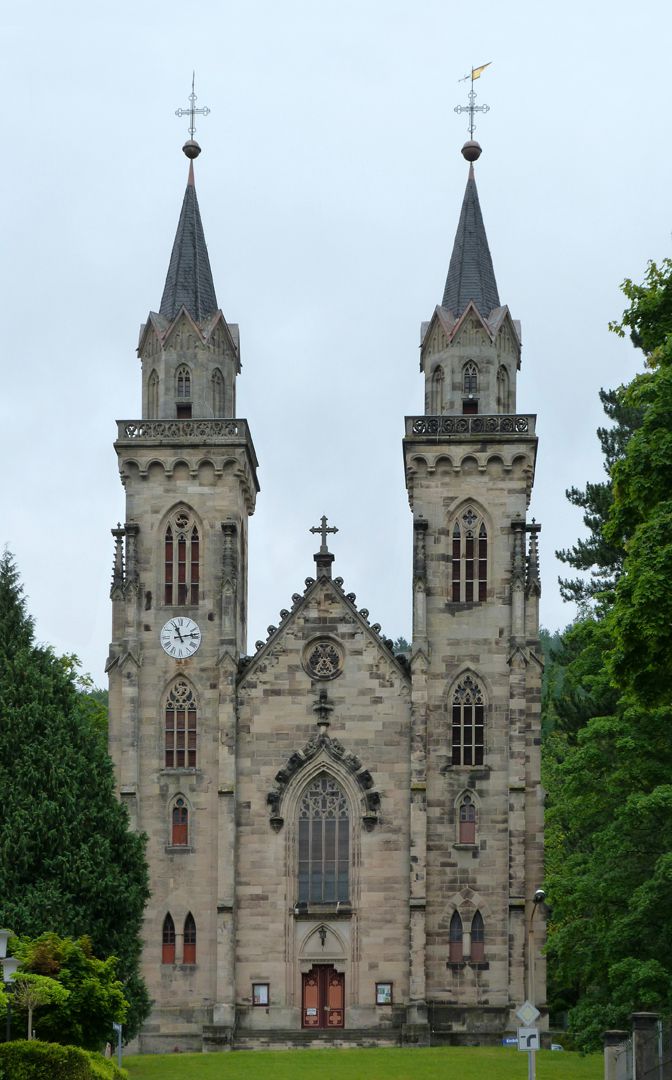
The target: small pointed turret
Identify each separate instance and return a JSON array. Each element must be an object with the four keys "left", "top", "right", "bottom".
[
  {"left": 442, "top": 152, "right": 500, "bottom": 318},
  {"left": 159, "top": 152, "right": 218, "bottom": 323}
]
